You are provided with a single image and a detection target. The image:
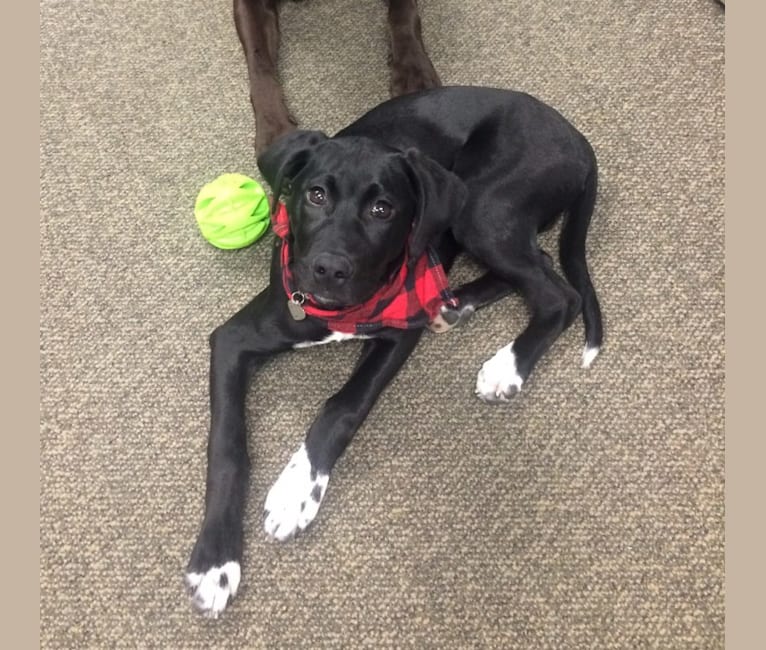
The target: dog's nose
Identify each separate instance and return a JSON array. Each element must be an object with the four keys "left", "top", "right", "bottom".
[{"left": 312, "top": 253, "right": 353, "bottom": 283}]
